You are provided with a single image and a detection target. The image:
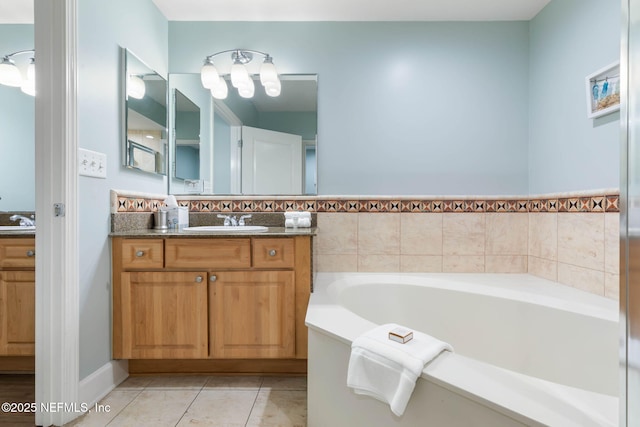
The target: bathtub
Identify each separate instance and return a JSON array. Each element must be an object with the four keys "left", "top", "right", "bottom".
[{"left": 305, "top": 273, "right": 618, "bottom": 427}]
